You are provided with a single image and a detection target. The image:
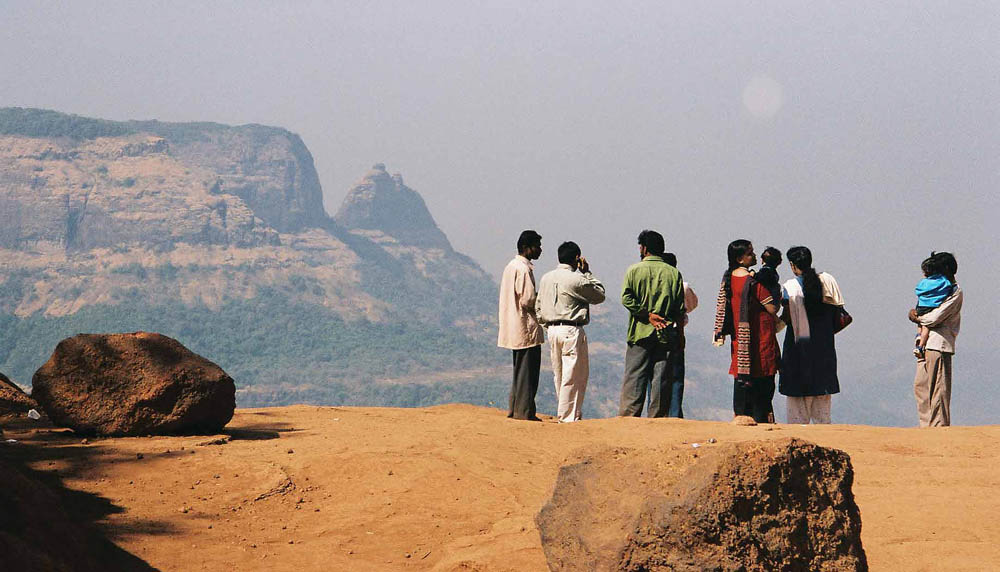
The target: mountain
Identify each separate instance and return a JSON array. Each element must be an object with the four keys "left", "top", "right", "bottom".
[
  {"left": 0, "top": 108, "right": 501, "bottom": 406},
  {"left": 335, "top": 163, "right": 451, "bottom": 250}
]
